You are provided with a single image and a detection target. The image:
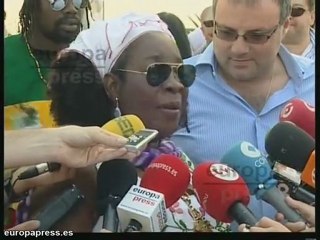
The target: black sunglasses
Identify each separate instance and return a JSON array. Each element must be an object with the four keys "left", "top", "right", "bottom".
[
  {"left": 48, "top": 0, "right": 88, "bottom": 11},
  {"left": 203, "top": 20, "right": 214, "bottom": 28},
  {"left": 291, "top": 7, "right": 306, "bottom": 17},
  {"left": 116, "top": 63, "right": 196, "bottom": 87}
]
